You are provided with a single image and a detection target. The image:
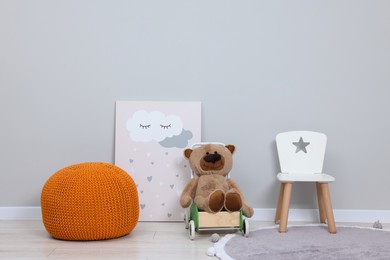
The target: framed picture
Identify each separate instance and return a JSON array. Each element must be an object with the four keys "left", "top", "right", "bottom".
[{"left": 115, "top": 101, "right": 201, "bottom": 221}]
